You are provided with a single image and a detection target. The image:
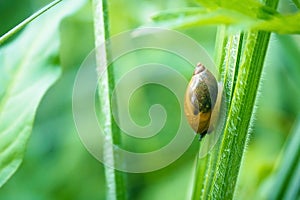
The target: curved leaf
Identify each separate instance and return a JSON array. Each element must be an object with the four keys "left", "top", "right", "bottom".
[
  {"left": 0, "top": 0, "right": 85, "bottom": 188},
  {"left": 152, "top": 7, "right": 300, "bottom": 34}
]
